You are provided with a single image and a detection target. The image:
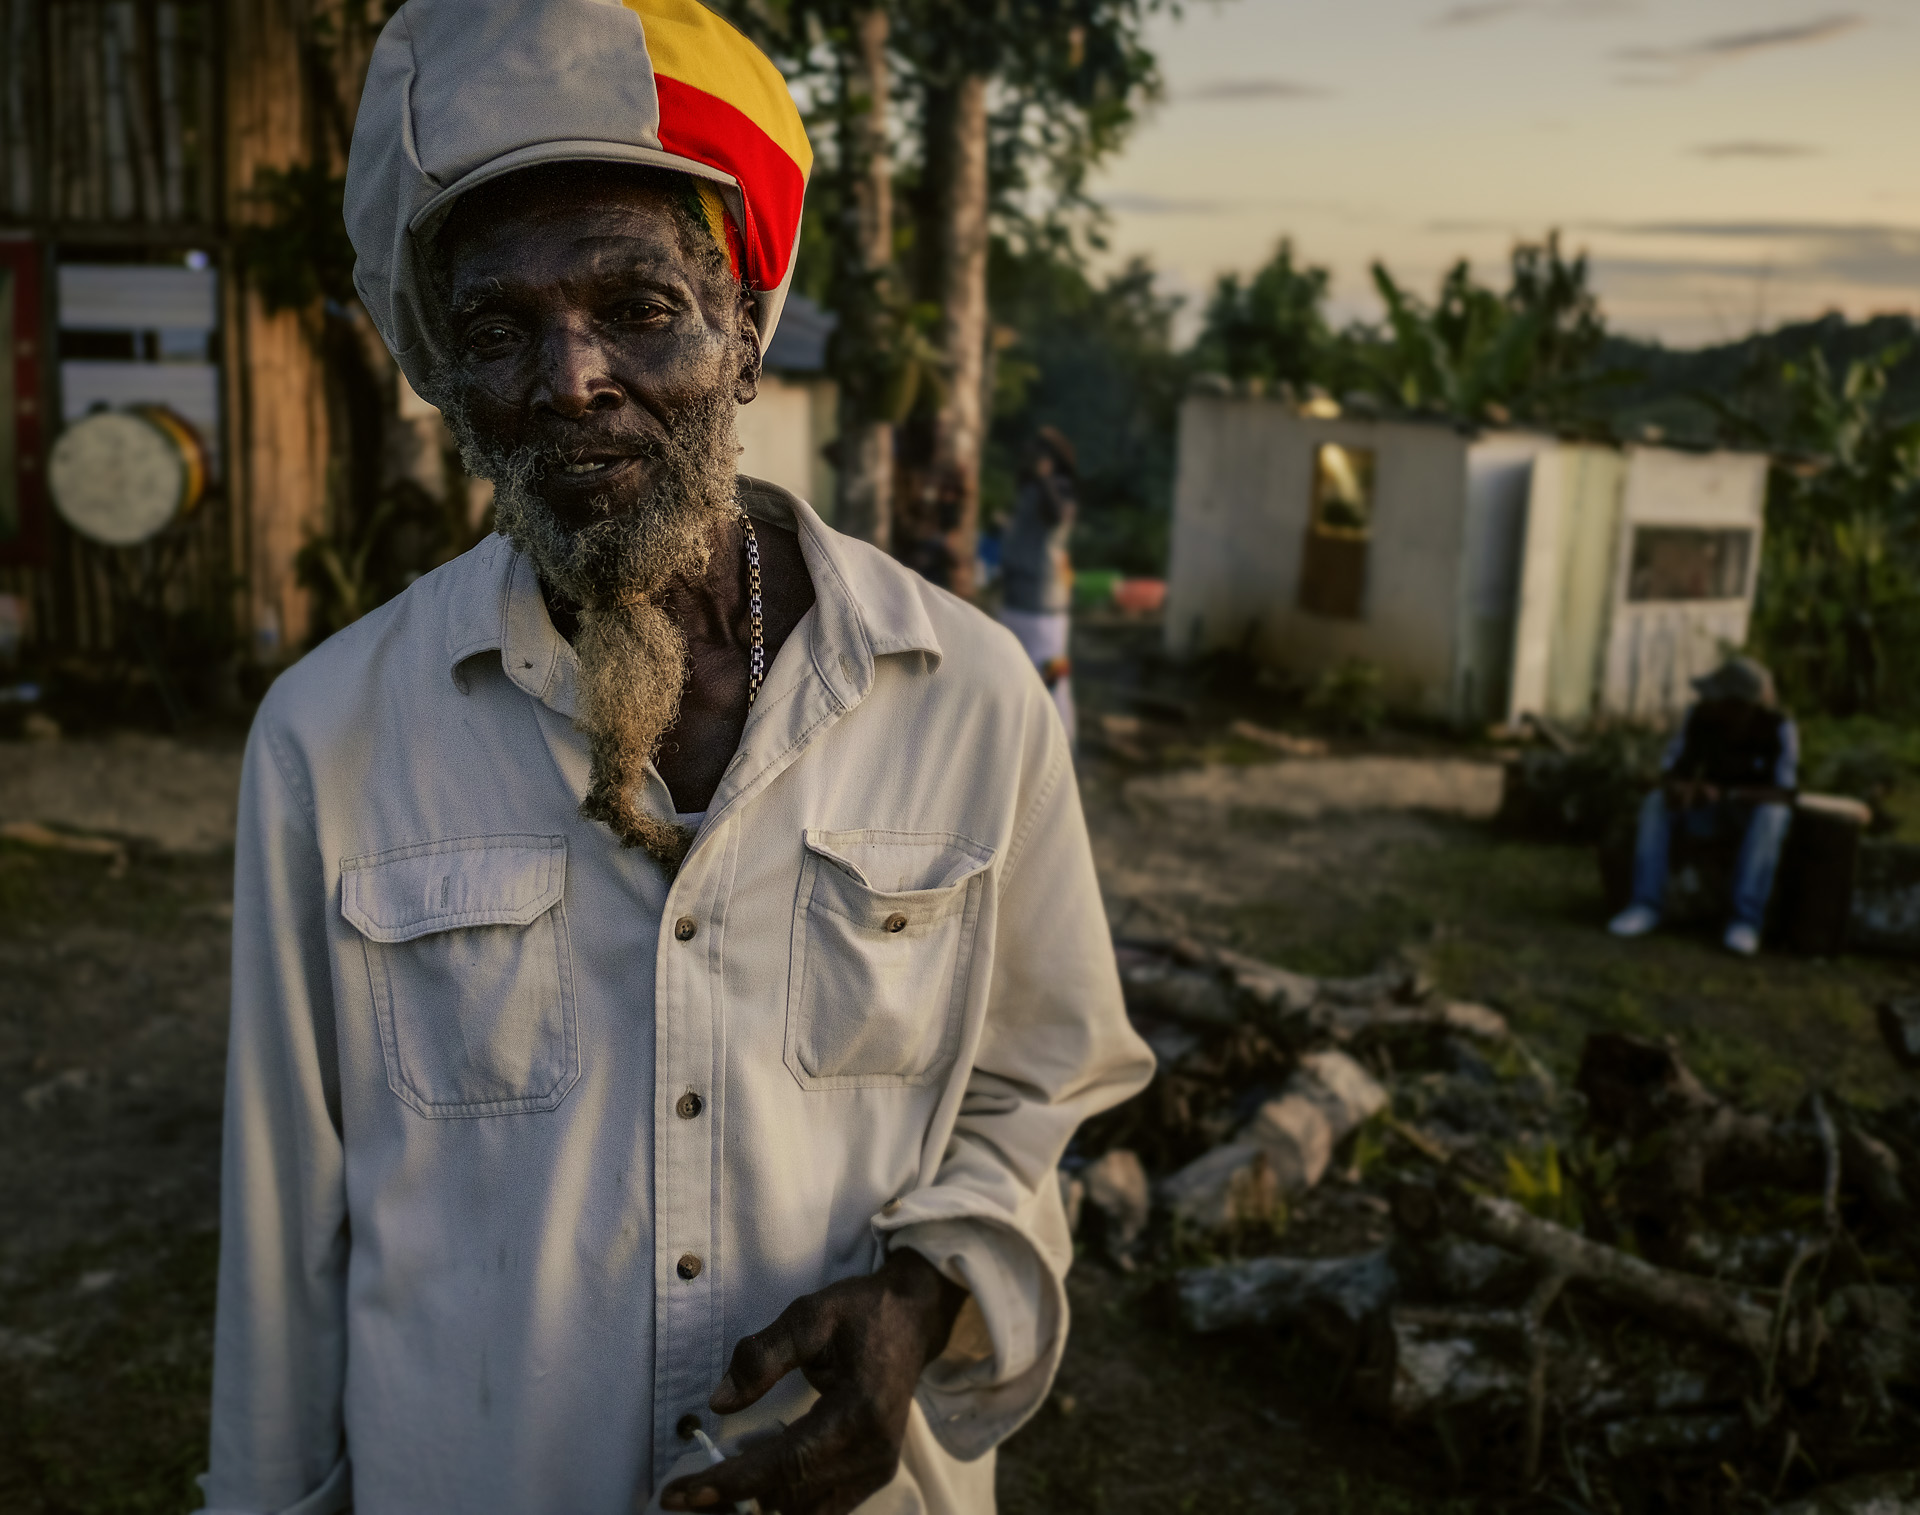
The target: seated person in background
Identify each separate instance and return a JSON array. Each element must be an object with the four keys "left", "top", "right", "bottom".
[{"left": 1608, "top": 656, "right": 1798, "bottom": 957}]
